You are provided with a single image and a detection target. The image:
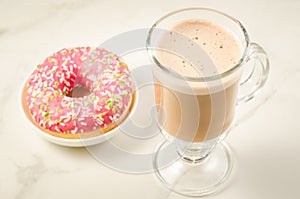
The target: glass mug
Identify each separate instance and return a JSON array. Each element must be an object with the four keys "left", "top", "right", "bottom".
[{"left": 146, "top": 8, "right": 269, "bottom": 196}]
